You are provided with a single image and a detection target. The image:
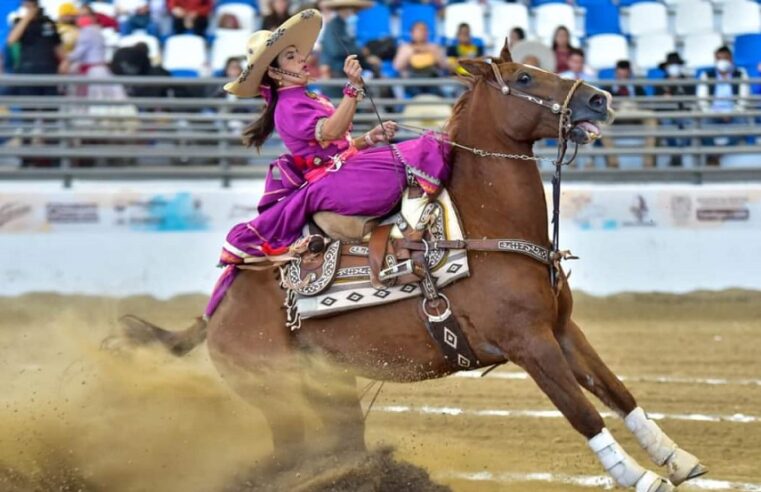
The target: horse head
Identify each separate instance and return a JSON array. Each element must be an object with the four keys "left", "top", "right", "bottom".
[{"left": 456, "top": 41, "right": 614, "bottom": 146}]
